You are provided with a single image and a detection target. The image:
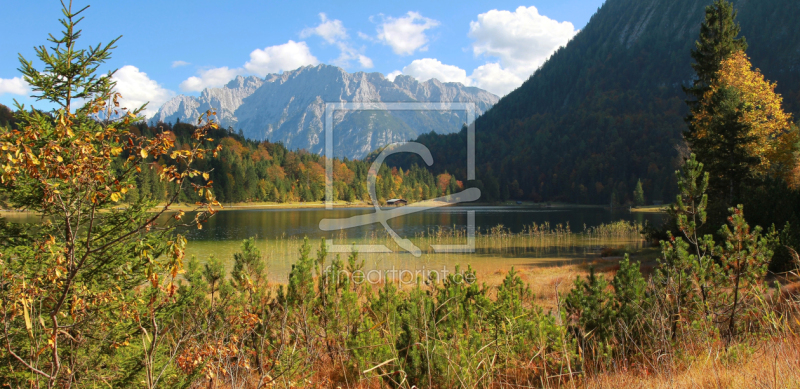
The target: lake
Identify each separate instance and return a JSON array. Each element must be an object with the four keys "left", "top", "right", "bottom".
[
  {"left": 2, "top": 206, "right": 665, "bottom": 282},
  {"left": 175, "top": 205, "right": 665, "bottom": 281}
]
